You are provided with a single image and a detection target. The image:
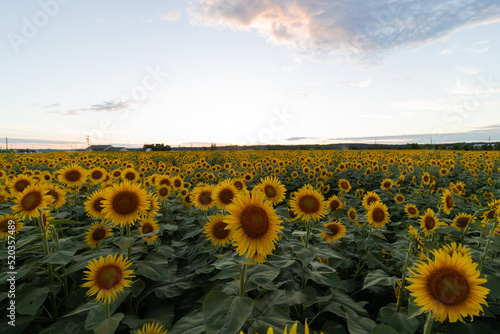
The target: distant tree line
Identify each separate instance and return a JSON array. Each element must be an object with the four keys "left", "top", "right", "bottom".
[{"left": 143, "top": 143, "right": 171, "bottom": 151}]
